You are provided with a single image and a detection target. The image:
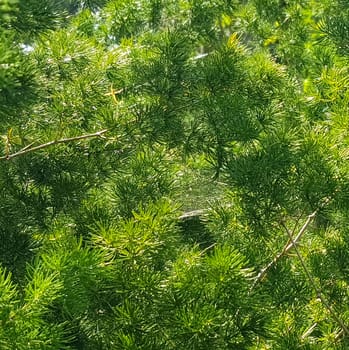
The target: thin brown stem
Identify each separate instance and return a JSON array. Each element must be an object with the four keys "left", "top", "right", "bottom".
[
  {"left": 251, "top": 209, "right": 317, "bottom": 290},
  {"left": 283, "top": 221, "right": 349, "bottom": 337},
  {"left": 0, "top": 129, "right": 108, "bottom": 161}
]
